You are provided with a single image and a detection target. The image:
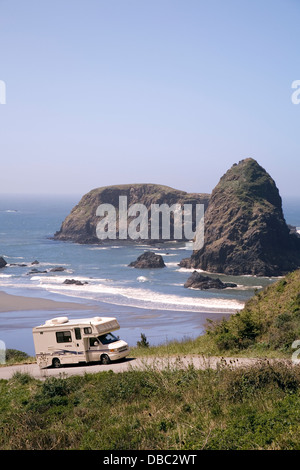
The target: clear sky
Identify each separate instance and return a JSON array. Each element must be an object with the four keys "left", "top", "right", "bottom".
[{"left": 0, "top": 0, "right": 300, "bottom": 197}]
